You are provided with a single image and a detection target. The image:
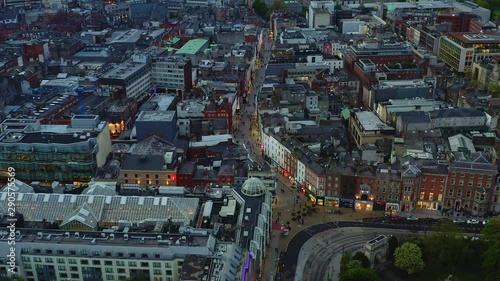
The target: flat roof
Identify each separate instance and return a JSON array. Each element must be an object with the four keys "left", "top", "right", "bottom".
[
  {"left": 101, "top": 62, "right": 147, "bottom": 80},
  {"left": 354, "top": 111, "right": 394, "bottom": 131},
  {"left": 136, "top": 111, "right": 176, "bottom": 122},
  {"left": 451, "top": 33, "right": 500, "bottom": 44},
  {"left": 175, "top": 38, "right": 208, "bottom": 55}
]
